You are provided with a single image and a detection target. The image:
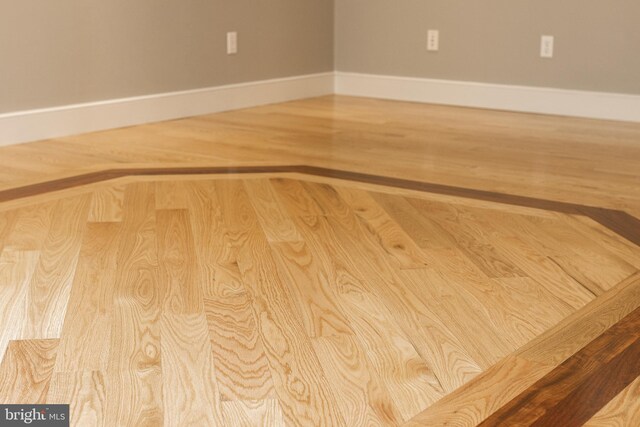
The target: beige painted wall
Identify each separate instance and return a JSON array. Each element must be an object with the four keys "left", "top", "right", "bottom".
[
  {"left": 0, "top": 0, "right": 333, "bottom": 113},
  {"left": 3, "top": 0, "right": 639, "bottom": 115},
  {"left": 335, "top": 0, "right": 640, "bottom": 94}
]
